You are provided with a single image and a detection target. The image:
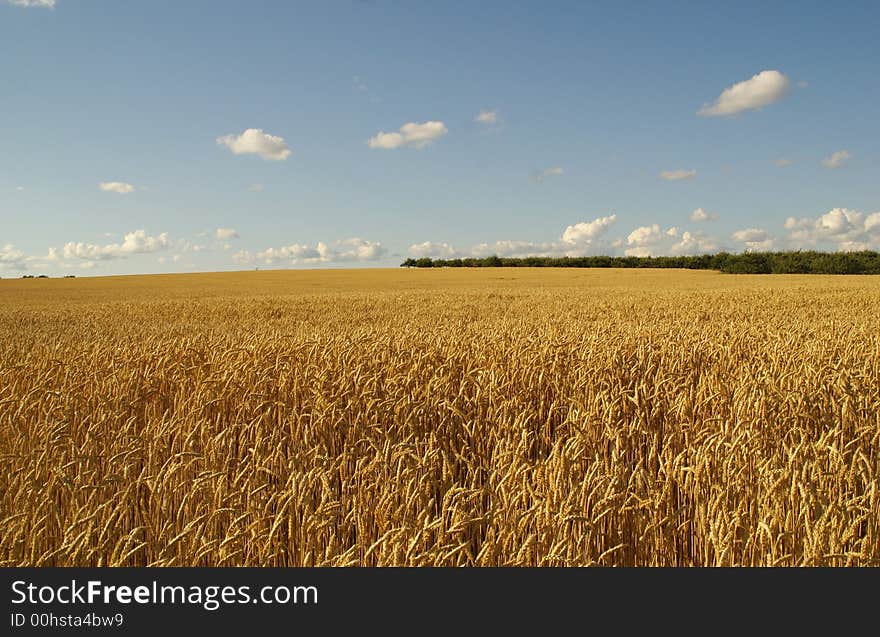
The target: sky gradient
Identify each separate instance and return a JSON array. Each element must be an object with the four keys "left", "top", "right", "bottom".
[{"left": 2, "top": 0, "right": 879, "bottom": 275}]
